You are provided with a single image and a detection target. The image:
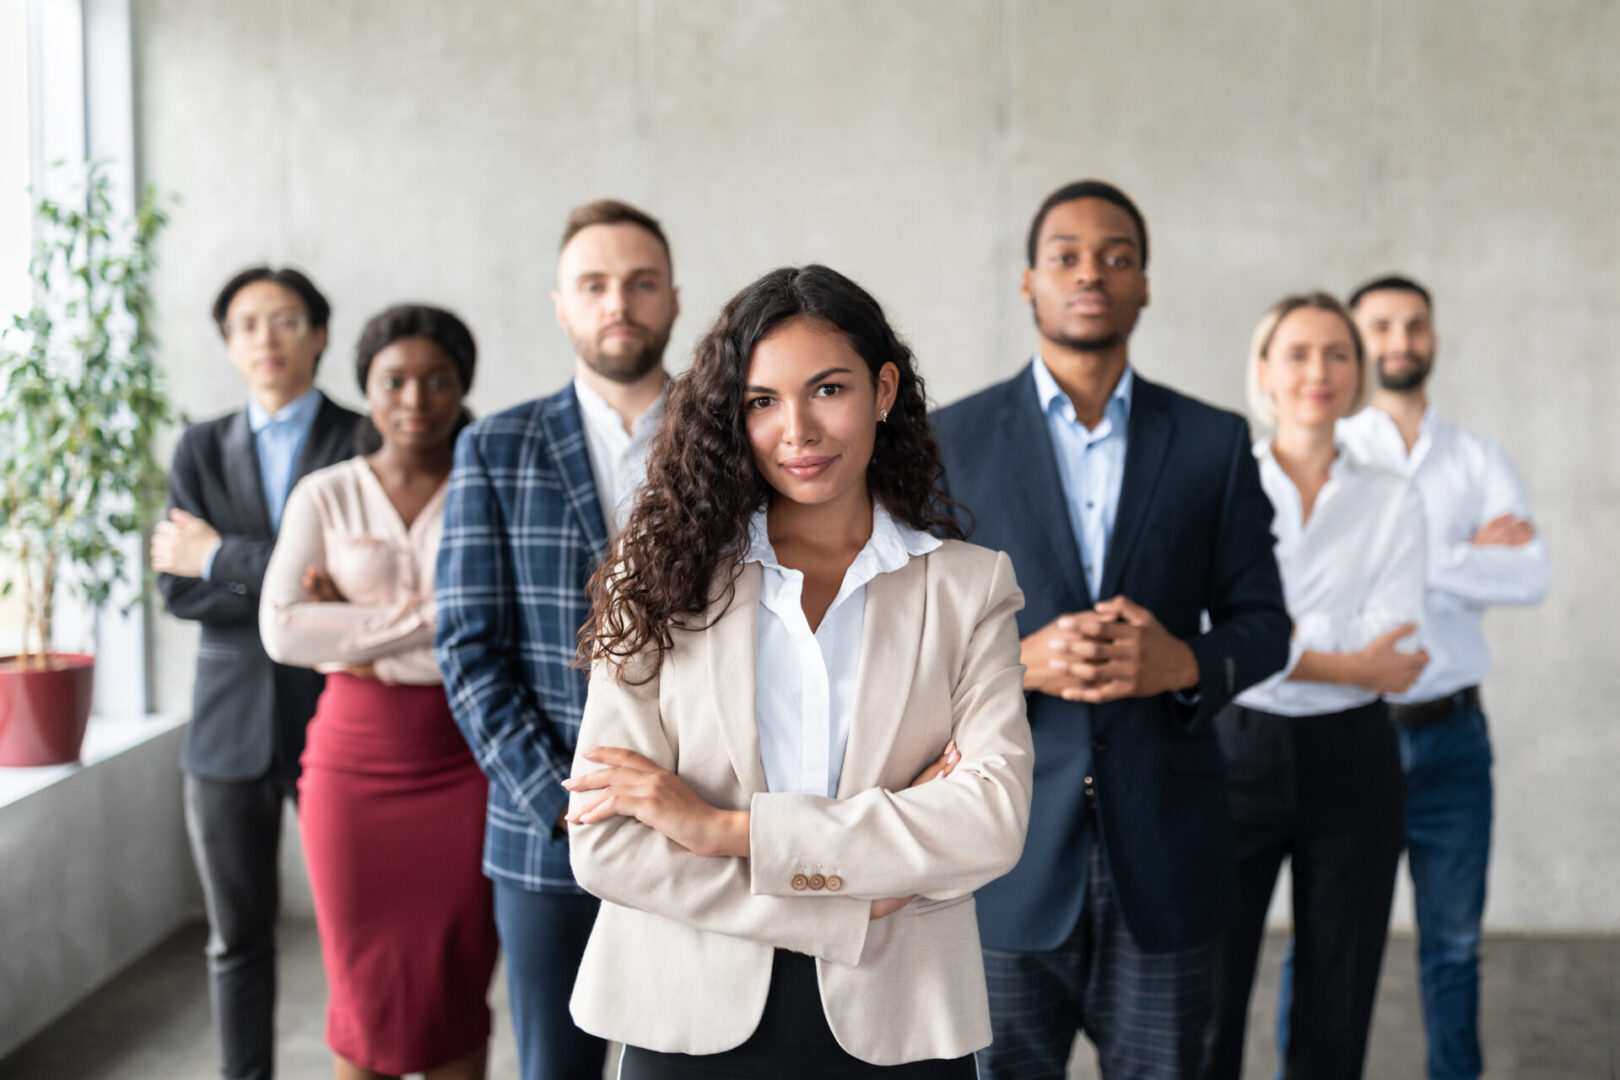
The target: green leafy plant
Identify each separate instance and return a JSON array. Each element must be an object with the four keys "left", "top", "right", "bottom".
[{"left": 0, "top": 161, "right": 174, "bottom": 668}]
